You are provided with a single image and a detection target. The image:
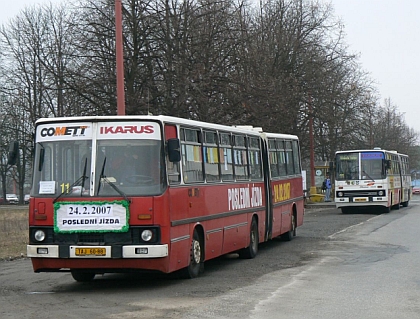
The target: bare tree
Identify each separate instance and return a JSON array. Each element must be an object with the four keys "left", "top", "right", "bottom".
[{"left": 0, "top": 0, "right": 419, "bottom": 182}]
